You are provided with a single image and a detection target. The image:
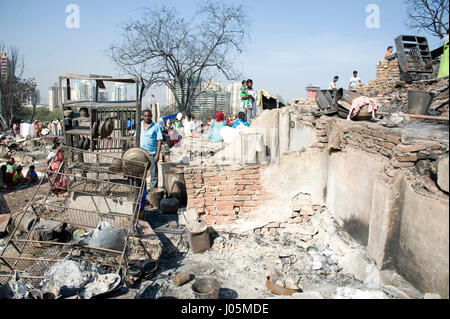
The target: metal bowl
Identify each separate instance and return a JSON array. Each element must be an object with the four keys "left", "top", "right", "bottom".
[
  {"left": 192, "top": 278, "right": 219, "bottom": 299},
  {"left": 122, "top": 148, "right": 151, "bottom": 174}
]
